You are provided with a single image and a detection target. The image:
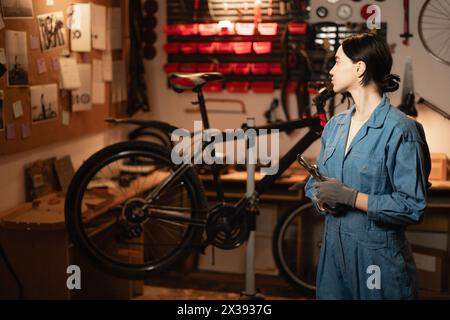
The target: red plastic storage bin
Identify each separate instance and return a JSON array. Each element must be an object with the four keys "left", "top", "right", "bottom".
[
  {"left": 203, "top": 81, "right": 223, "bottom": 92},
  {"left": 226, "top": 81, "right": 250, "bottom": 93},
  {"left": 308, "top": 86, "right": 319, "bottom": 94},
  {"left": 178, "top": 24, "right": 198, "bottom": 36},
  {"left": 196, "top": 63, "right": 216, "bottom": 73},
  {"left": 216, "top": 42, "right": 234, "bottom": 54},
  {"left": 232, "top": 63, "right": 251, "bottom": 75},
  {"left": 199, "top": 23, "right": 218, "bottom": 36},
  {"left": 258, "top": 23, "right": 278, "bottom": 35},
  {"left": 233, "top": 42, "right": 252, "bottom": 55},
  {"left": 217, "top": 63, "right": 234, "bottom": 74},
  {"left": 198, "top": 42, "right": 216, "bottom": 54},
  {"left": 253, "top": 42, "right": 272, "bottom": 54},
  {"left": 269, "top": 63, "right": 282, "bottom": 75},
  {"left": 163, "top": 63, "right": 179, "bottom": 74},
  {"left": 252, "top": 81, "right": 275, "bottom": 93},
  {"left": 180, "top": 43, "right": 198, "bottom": 54},
  {"left": 287, "top": 81, "right": 298, "bottom": 93},
  {"left": 217, "top": 22, "right": 235, "bottom": 35},
  {"left": 250, "top": 63, "right": 269, "bottom": 75},
  {"left": 164, "top": 43, "right": 180, "bottom": 54},
  {"left": 235, "top": 23, "right": 255, "bottom": 36},
  {"left": 179, "top": 63, "right": 197, "bottom": 73},
  {"left": 288, "top": 22, "right": 307, "bottom": 35},
  {"left": 164, "top": 25, "right": 180, "bottom": 36}
]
